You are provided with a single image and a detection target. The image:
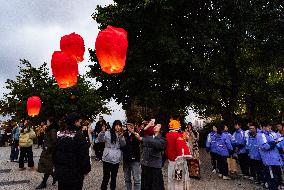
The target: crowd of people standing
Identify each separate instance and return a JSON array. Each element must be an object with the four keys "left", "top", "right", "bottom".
[
  {"left": 1, "top": 114, "right": 202, "bottom": 190},
  {"left": 6, "top": 114, "right": 284, "bottom": 190},
  {"left": 206, "top": 122, "right": 284, "bottom": 190}
]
